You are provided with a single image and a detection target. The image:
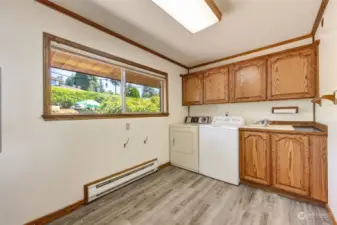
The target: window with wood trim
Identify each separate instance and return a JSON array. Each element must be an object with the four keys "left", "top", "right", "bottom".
[{"left": 43, "top": 33, "right": 168, "bottom": 120}]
